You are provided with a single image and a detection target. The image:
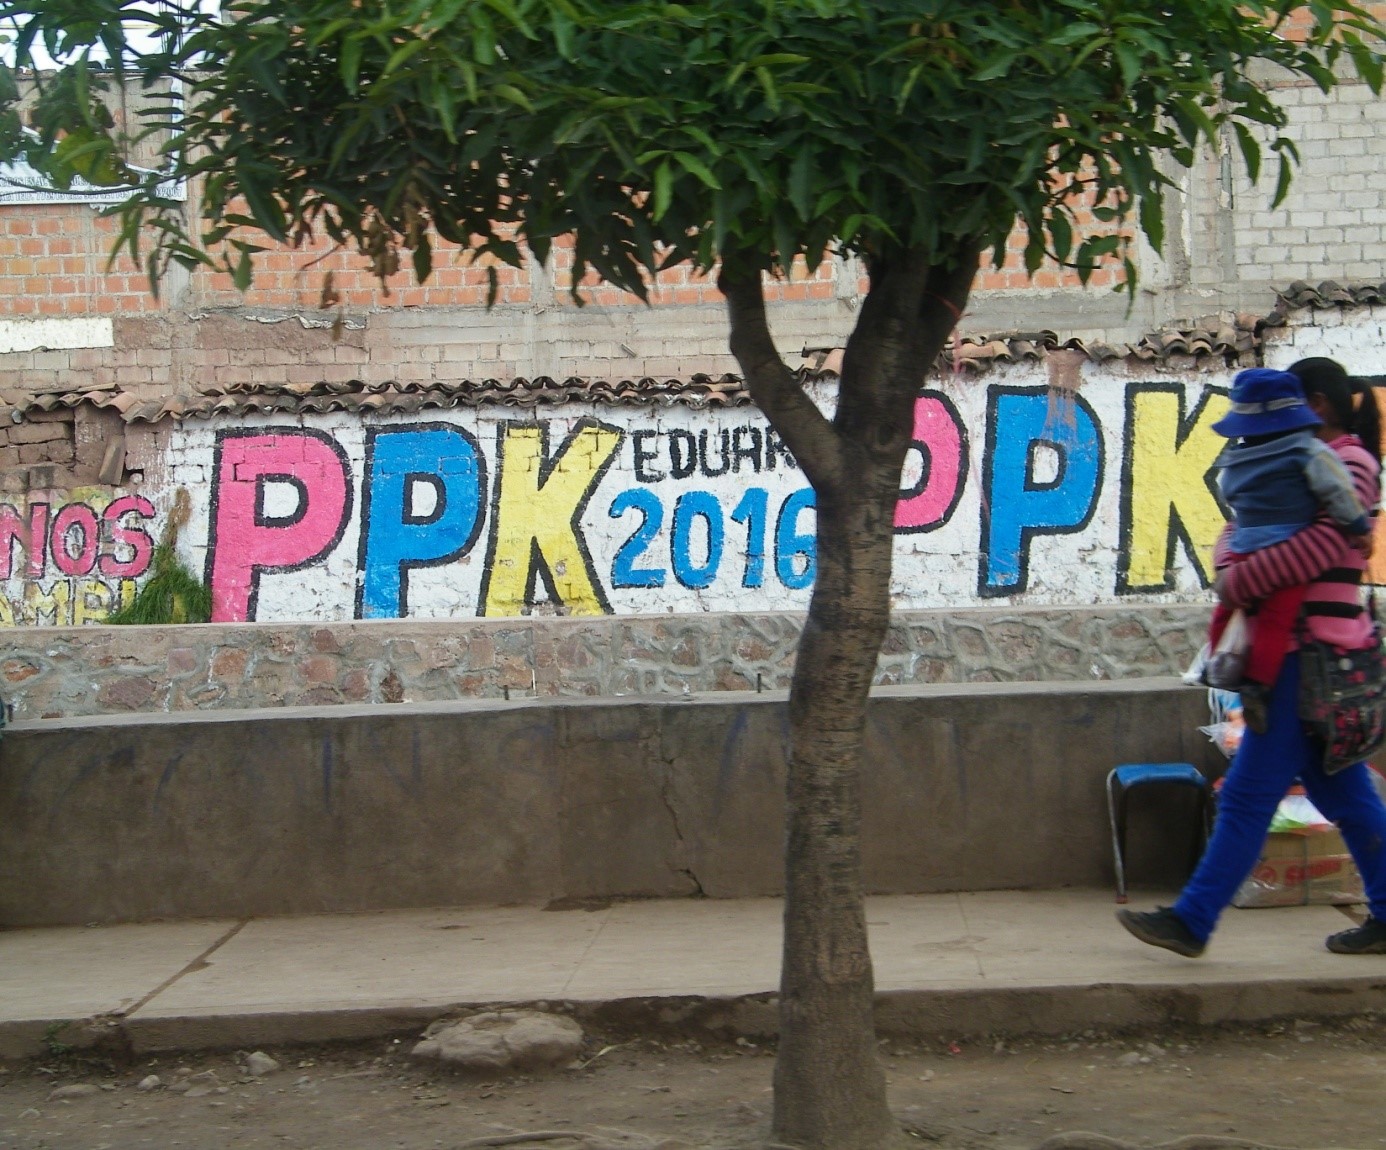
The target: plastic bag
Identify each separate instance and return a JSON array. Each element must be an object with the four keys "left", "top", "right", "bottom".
[
  {"left": 1204, "top": 609, "right": 1249, "bottom": 689},
  {"left": 1182, "top": 643, "right": 1211, "bottom": 686},
  {"left": 1199, "top": 688, "right": 1246, "bottom": 758},
  {"left": 1268, "top": 790, "right": 1333, "bottom": 833}
]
